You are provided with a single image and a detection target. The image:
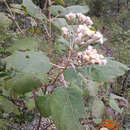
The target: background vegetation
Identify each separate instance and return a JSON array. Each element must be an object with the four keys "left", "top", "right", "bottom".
[{"left": 0, "top": 0, "right": 129, "bottom": 129}]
